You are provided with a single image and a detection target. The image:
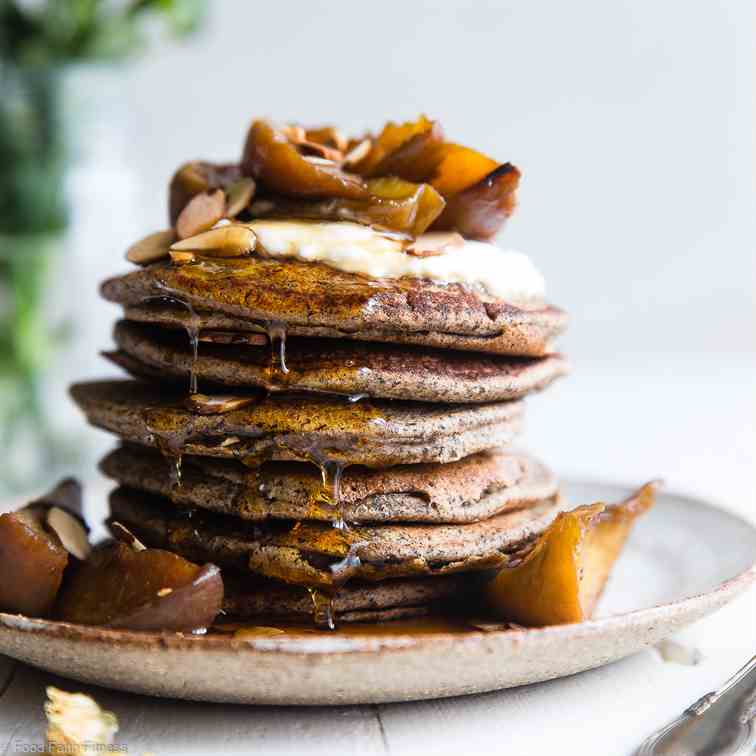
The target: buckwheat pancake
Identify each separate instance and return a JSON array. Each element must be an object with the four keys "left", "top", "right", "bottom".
[
  {"left": 71, "top": 380, "right": 524, "bottom": 467},
  {"left": 221, "top": 573, "right": 475, "bottom": 623},
  {"left": 101, "top": 257, "right": 567, "bottom": 357},
  {"left": 111, "top": 319, "right": 568, "bottom": 404},
  {"left": 101, "top": 445, "right": 557, "bottom": 524},
  {"left": 108, "top": 486, "right": 559, "bottom": 590}
]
